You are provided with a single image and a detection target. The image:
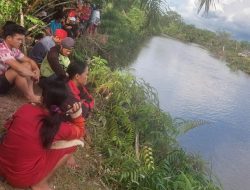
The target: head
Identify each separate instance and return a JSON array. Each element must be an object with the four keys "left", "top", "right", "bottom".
[
  {"left": 53, "top": 29, "right": 67, "bottom": 44},
  {"left": 34, "top": 33, "right": 44, "bottom": 42},
  {"left": 2, "top": 21, "right": 16, "bottom": 31},
  {"left": 53, "top": 11, "right": 64, "bottom": 22},
  {"left": 42, "top": 80, "right": 68, "bottom": 109},
  {"left": 3, "top": 23, "right": 26, "bottom": 49},
  {"left": 60, "top": 37, "right": 75, "bottom": 56},
  {"left": 40, "top": 80, "right": 69, "bottom": 148},
  {"left": 67, "top": 61, "right": 89, "bottom": 86}
]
